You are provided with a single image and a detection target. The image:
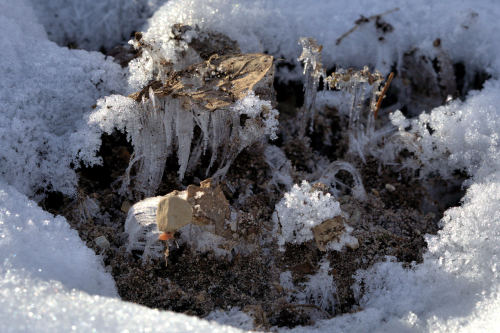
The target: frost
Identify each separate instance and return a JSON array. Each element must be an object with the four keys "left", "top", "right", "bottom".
[
  {"left": 298, "top": 38, "right": 393, "bottom": 163},
  {"left": 297, "top": 37, "right": 325, "bottom": 135},
  {"left": 299, "top": 260, "right": 337, "bottom": 311},
  {"left": 318, "top": 161, "right": 367, "bottom": 201},
  {"left": 264, "top": 145, "right": 293, "bottom": 190},
  {"left": 389, "top": 80, "right": 500, "bottom": 182},
  {"left": 273, "top": 181, "right": 343, "bottom": 250},
  {"left": 280, "top": 260, "right": 337, "bottom": 312},
  {"left": 124, "top": 196, "right": 164, "bottom": 260},
  {"left": 178, "top": 224, "right": 231, "bottom": 259},
  {"left": 206, "top": 308, "right": 255, "bottom": 331},
  {"left": 0, "top": 0, "right": 125, "bottom": 197},
  {"left": 29, "top": 0, "right": 166, "bottom": 51},
  {"left": 87, "top": 56, "right": 278, "bottom": 197}
]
